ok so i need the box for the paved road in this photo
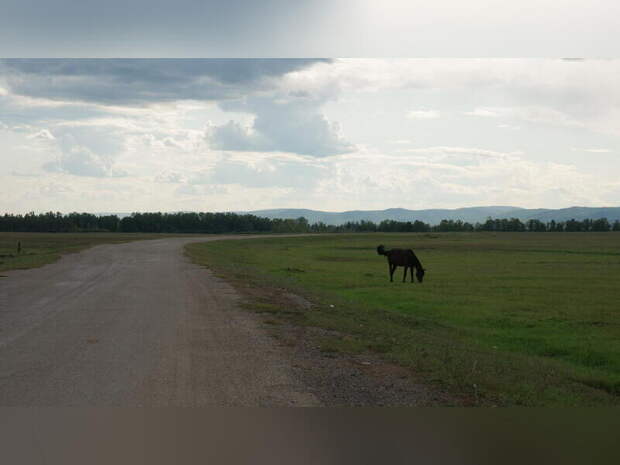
[0,237,320,406]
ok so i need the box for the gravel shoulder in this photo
[218,276,460,406]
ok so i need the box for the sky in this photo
[1,1,619,213]
[2,1,618,58]
[1,58,619,213]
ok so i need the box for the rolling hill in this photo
[244,206,620,226]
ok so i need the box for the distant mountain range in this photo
[244,206,620,226]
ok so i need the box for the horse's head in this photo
[416,268,426,283]
[377,245,386,255]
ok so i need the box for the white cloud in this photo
[581,148,613,153]
[207,152,327,188]
[39,183,74,196]
[306,147,603,210]
[43,145,126,178]
[28,129,56,140]
[400,146,522,161]
[0,125,56,177]
[464,105,592,131]
[465,108,499,117]
[505,107,586,129]
[407,109,440,119]
[155,171,186,184]
[174,183,228,197]
[38,126,129,177]
[287,59,620,136]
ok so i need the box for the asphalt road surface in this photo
[0,237,321,406]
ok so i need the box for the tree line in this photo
[311,217,620,233]
[1,212,619,233]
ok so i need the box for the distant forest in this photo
[2,212,620,233]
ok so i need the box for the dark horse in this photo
[377,245,425,283]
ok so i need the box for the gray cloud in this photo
[0,1,330,57]
[207,121,268,152]
[207,95,354,157]
[0,59,327,105]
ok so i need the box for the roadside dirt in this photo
[223,279,463,406]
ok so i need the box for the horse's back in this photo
[388,248,415,266]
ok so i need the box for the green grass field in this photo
[0,232,181,273]
[187,232,620,406]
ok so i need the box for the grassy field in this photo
[187,232,620,406]
[0,232,182,273]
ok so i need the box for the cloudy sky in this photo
[1,58,619,213]
[2,1,618,58]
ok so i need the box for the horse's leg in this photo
[411,266,414,283]
[402,265,407,283]
[389,263,395,282]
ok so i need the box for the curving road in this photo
[0,237,320,406]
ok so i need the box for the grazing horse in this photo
[377,245,425,283]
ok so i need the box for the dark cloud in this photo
[0,1,329,57]
[1,59,328,105]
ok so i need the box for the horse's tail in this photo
[377,245,386,255]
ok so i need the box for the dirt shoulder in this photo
[211,272,466,406]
